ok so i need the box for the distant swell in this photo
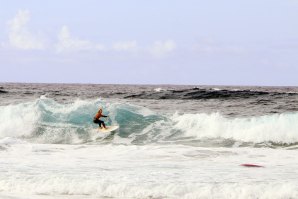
[0,97,298,147]
[2,84,298,100]
[124,87,298,100]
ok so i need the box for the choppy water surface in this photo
[0,83,298,198]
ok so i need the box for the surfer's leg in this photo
[102,121,106,129]
[98,120,106,129]
[99,120,106,129]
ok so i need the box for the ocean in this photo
[0,83,298,199]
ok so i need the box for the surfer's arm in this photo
[102,115,108,117]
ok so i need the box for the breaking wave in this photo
[0,97,298,147]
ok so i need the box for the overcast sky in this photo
[0,0,297,86]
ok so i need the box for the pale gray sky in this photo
[0,0,297,85]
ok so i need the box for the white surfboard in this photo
[91,125,119,141]
[98,125,119,133]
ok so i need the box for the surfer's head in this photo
[98,107,103,112]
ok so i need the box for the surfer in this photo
[93,108,108,129]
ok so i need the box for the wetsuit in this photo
[93,112,108,128]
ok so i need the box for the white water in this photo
[171,112,298,144]
[1,98,298,198]
[0,140,298,198]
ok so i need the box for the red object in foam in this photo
[240,164,264,168]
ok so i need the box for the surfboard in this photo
[98,125,119,133]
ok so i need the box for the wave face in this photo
[0,97,298,147]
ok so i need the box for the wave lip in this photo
[0,101,40,138]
